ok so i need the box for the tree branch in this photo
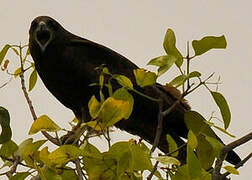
[213,132,252,179]
[222,152,252,178]
[74,158,84,180]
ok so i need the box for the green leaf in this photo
[166,134,178,157]
[130,142,153,171]
[10,172,30,180]
[28,69,37,91]
[184,111,216,138]
[107,141,153,175]
[154,156,180,166]
[14,138,33,158]
[210,91,231,129]
[187,146,202,179]
[148,55,177,76]
[205,136,224,158]
[99,74,104,87]
[113,88,134,119]
[163,29,183,67]
[29,115,61,135]
[99,97,131,127]
[187,130,198,149]
[196,135,215,170]
[188,71,201,78]
[48,145,82,168]
[192,35,227,56]
[22,140,47,167]
[117,151,132,176]
[133,68,157,87]
[0,44,11,65]
[213,125,235,138]
[114,74,133,89]
[84,121,102,131]
[169,74,187,88]
[39,146,50,166]
[170,165,190,180]
[88,96,101,119]
[80,142,102,159]
[10,48,19,56]
[224,165,239,175]
[39,166,62,180]
[0,106,12,144]
[0,140,18,158]
[60,169,78,180]
[14,67,22,78]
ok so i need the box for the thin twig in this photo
[166,143,187,156]
[186,41,190,90]
[147,161,159,180]
[150,100,164,153]
[74,159,84,180]
[106,127,111,148]
[5,156,20,178]
[18,45,60,146]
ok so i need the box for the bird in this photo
[28,16,240,166]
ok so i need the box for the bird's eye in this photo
[31,21,38,29]
[47,20,57,29]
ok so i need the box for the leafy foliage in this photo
[0,28,242,180]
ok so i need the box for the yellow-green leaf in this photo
[133,69,157,87]
[192,35,227,56]
[14,138,33,158]
[113,88,134,119]
[187,146,202,179]
[154,156,180,166]
[48,145,82,167]
[166,134,178,157]
[39,146,50,166]
[22,140,47,167]
[210,91,231,129]
[169,74,187,88]
[9,172,30,180]
[29,115,61,135]
[188,71,201,78]
[0,44,11,65]
[99,97,130,127]
[163,29,183,67]
[224,165,239,175]
[196,135,215,170]
[88,96,101,119]
[187,130,198,149]
[14,67,22,78]
[84,121,102,131]
[114,74,133,89]
[11,47,19,56]
[213,125,235,138]
[205,136,223,158]
[28,69,37,91]
[184,111,216,138]
[80,142,102,158]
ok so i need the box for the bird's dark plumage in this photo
[29,16,240,166]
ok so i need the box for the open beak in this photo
[35,21,52,52]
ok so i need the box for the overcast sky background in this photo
[0,1,251,179]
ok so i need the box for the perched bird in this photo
[29,16,240,166]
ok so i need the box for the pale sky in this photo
[0,1,251,179]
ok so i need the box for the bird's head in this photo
[29,16,61,52]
